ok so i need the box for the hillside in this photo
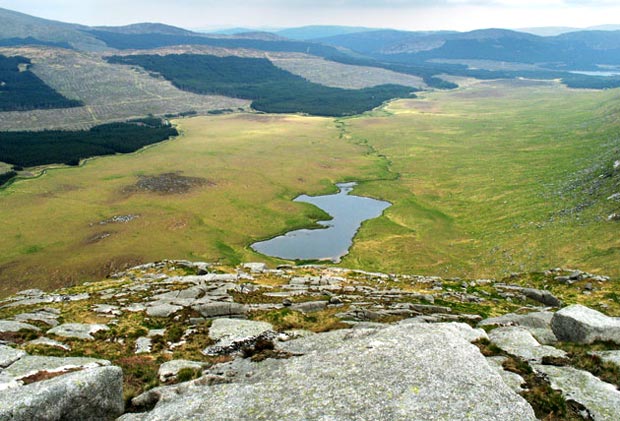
[1,260,619,420]
[318,27,620,70]
[0,7,105,51]
[107,54,416,116]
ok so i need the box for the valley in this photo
[2,4,620,419]
[1,79,618,297]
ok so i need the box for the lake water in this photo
[569,70,620,77]
[251,182,391,262]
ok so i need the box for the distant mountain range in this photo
[521,24,620,36]
[2,6,620,91]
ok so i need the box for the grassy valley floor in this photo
[0,79,619,296]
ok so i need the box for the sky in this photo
[1,0,619,32]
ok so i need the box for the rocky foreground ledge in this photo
[1,261,619,420]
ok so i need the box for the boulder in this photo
[47,323,108,340]
[0,320,40,333]
[204,318,275,355]
[494,285,561,307]
[242,262,267,273]
[2,355,110,380]
[591,350,620,368]
[486,356,526,393]
[533,364,620,420]
[26,337,71,351]
[158,359,205,382]
[92,304,122,316]
[135,337,152,354]
[479,311,557,344]
[551,304,620,344]
[0,345,26,368]
[0,366,123,420]
[14,309,60,327]
[192,302,246,318]
[146,303,183,318]
[488,326,566,362]
[290,300,328,313]
[128,322,535,420]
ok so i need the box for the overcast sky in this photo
[1,0,619,31]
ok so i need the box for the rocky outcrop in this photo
[203,318,275,356]
[0,344,122,420]
[0,366,123,420]
[488,326,566,363]
[479,311,557,344]
[495,285,561,307]
[158,360,206,382]
[122,321,535,421]
[1,260,618,420]
[551,304,620,344]
[192,302,246,318]
[47,323,109,340]
[533,364,620,420]
[0,320,40,333]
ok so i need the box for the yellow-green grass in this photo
[0,113,386,296]
[340,79,620,278]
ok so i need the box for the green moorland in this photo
[0,78,619,296]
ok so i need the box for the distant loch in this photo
[251,182,391,262]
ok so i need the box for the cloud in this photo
[2,0,620,30]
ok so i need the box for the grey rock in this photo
[591,350,620,368]
[521,288,562,307]
[2,355,110,380]
[480,311,554,329]
[124,303,147,312]
[93,304,122,316]
[0,345,26,368]
[409,303,451,314]
[26,337,71,351]
[151,287,204,302]
[0,320,40,333]
[495,285,561,307]
[130,322,535,421]
[204,319,274,355]
[127,373,233,415]
[158,359,205,382]
[551,304,620,344]
[47,323,108,340]
[146,303,183,318]
[486,356,526,393]
[291,300,328,313]
[16,289,45,297]
[148,329,166,337]
[14,309,60,327]
[479,311,557,344]
[192,302,246,318]
[135,337,152,354]
[0,372,21,391]
[608,213,620,222]
[534,364,620,420]
[0,366,123,420]
[242,262,267,273]
[489,326,566,362]
[608,193,620,201]
[328,296,343,305]
[400,320,488,343]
